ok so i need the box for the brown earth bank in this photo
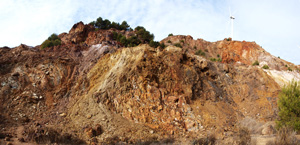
[1,22,300,144]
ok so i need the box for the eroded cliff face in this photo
[67,44,280,140]
[0,22,299,144]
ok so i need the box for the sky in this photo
[1,0,300,64]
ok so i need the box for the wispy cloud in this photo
[1,0,300,64]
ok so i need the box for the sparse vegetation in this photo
[168,33,173,37]
[111,25,155,47]
[149,40,160,48]
[278,56,280,59]
[288,67,293,71]
[192,134,216,145]
[236,127,251,145]
[217,54,220,58]
[195,49,205,56]
[276,81,300,131]
[180,40,184,43]
[41,33,61,49]
[285,65,288,67]
[194,46,197,49]
[160,43,166,49]
[252,60,259,66]
[262,65,269,69]
[112,31,140,47]
[167,40,172,43]
[266,127,299,145]
[174,43,182,48]
[210,58,222,62]
[26,127,85,144]
[226,38,232,41]
[90,17,158,48]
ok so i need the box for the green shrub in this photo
[262,65,269,69]
[276,81,300,131]
[285,65,288,67]
[252,60,259,66]
[149,40,160,48]
[217,54,220,58]
[127,36,140,47]
[160,43,166,49]
[134,26,154,43]
[48,34,59,41]
[193,46,197,49]
[288,67,293,71]
[112,31,118,40]
[119,36,128,46]
[195,49,205,56]
[209,58,221,62]
[90,17,131,31]
[174,43,182,48]
[110,22,120,29]
[226,38,232,41]
[113,32,141,47]
[119,21,130,30]
[41,33,61,49]
[210,58,217,62]
[180,40,184,43]
[168,33,173,37]
[89,21,96,26]
[167,40,172,43]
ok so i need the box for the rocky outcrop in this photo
[1,21,300,144]
[68,44,280,139]
[59,21,95,44]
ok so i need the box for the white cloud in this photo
[1,0,300,64]
[0,0,79,47]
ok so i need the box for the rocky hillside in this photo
[0,21,299,144]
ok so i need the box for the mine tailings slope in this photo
[1,21,300,144]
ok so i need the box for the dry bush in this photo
[236,127,251,145]
[192,134,216,145]
[25,126,85,144]
[266,127,299,145]
[239,117,264,134]
[102,136,175,145]
[135,137,175,145]
[0,133,5,139]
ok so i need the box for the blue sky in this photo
[1,0,300,64]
